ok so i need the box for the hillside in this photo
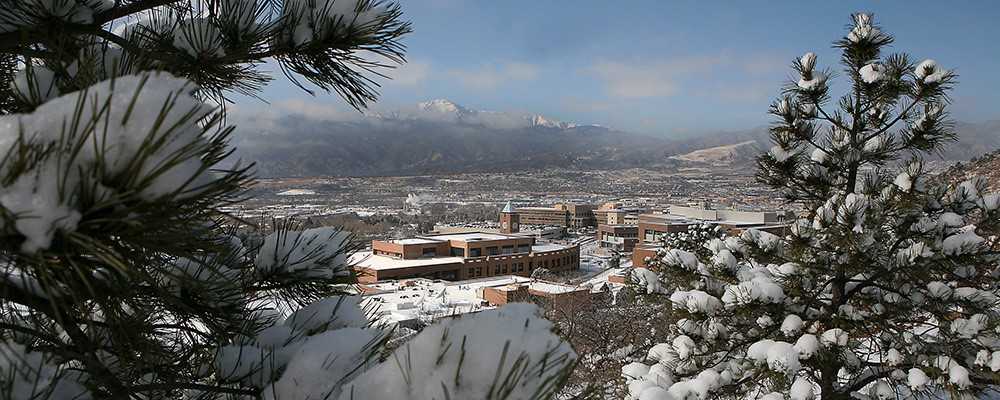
[668,140,761,165]
[937,149,1000,191]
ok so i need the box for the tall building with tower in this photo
[499,201,520,234]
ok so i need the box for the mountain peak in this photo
[529,114,577,129]
[392,99,602,131]
[417,99,467,114]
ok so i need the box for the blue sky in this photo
[240,1,1000,138]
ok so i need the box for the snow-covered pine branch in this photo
[0,0,412,111]
[623,13,1000,400]
[0,5,583,395]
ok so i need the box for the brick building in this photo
[482,281,592,307]
[593,202,647,226]
[351,232,581,283]
[514,203,598,228]
[596,224,639,252]
[637,213,694,243]
[561,203,597,227]
[630,205,793,268]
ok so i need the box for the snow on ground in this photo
[349,251,465,271]
[362,276,533,326]
[531,243,570,252]
[276,189,318,196]
[528,281,582,294]
[669,140,760,165]
[581,266,628,288]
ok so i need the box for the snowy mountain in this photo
[417,99,467,114]
[234,100,679,177]
[232,101,999,178]
[368,99,584,131]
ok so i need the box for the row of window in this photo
[464,254,580,278]
[461,244,532,258]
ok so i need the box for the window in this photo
[469,248,482,257]
[487,247,499,256]
[468,268,474,276]
[494,265,501,274]
[517,244,530,253]
[501,245,514,255]
[451,247,465,257]
[422,247,436,257]
[476,267,482,276]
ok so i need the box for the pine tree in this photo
[0,2,577,399]
[623,13,999,400]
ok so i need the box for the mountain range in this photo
[232,100,1000,178]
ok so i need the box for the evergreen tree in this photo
[607,252,621,270]
[623,13,999,400]
[0,2,577,399]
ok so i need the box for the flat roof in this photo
[391,238,443,245]
[422,232,518,242]
[528,281,584,294]
[360,275,536,325]
[531,243,572,253]
[517,207,562,211]
[349,252,464,271]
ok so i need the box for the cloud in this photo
[711,82,775,103]
[448,62,540,90]
[231,99,364,127]
[740,53,789,76]
[386,60,431,86]
[504,62,540,80]
[277,99,361,120]
[585,55,727,99]
[586,52,791,104]
[561,96,614,113]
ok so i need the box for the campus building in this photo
[631,204,793,268]
[481,280,593,307]
[593,202,647,226]
[514,202,598,228]
[594,202,647,253]
[499,201,520,234]
[360,275,603,327]
[596,224,639,252]
[351,232,580,283]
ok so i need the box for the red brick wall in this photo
[632,245,659,268]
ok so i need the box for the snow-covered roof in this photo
[391,238,443,245]
[276,189,317,196]
[528,281,583,294]
[424,232,516,242]
[361,275,534,325]
[349,252,464,271]
[582,267,628,287]
[531,243,572,253]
